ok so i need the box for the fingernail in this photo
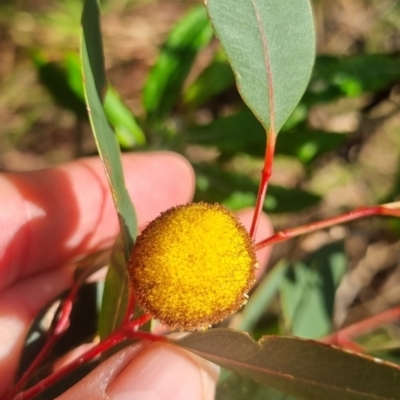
[107,342,219,400]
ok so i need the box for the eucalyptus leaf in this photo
[205,0,315,133]
[81,0,137,259]
[98,235,130,339]
[65,52,146,149]
[174,329,400,400]
[81,0,138,336]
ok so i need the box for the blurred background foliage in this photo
[2,0,400,380]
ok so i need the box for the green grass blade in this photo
[104,87,146,148]
[143,5,213,120]
[236,260,289,332]
[81,0,137,257]
[97,235,130,339]
[81,0,138,337]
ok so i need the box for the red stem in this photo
[255,203,400,251]
[15,314,156,400]
[322,305,400,347]
[122,287,136,325]
[250,130,276,240]
[6,272,92,400]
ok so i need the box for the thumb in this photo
[57,341,219,400]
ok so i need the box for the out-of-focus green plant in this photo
[8,1,400,400]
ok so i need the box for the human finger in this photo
[57,342,219,400]
[0,152,195,290]
[235,208,274,279]
[0,265,74,395]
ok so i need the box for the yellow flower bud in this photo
[129,202,257,330]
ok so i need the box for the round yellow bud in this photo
[129,202,257,330]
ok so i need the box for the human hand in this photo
[0,152,273,399]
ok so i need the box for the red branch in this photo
[14,314,157,400]
[122,287,136,325]
[322,305,400,347]
[256,203,400,251]
[5,270,94,400]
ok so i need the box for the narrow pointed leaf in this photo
[81,0,137,259]
[183,51,235,109]
[305,54,400,105]
[64,52,146,148]
[98,235,130,339]
[236,260,289,332]
[280,242,347,339]
[81,0,138,336]
[143,5,213,120]
[104,87,146,148]
[174,329,400,400]
[205,0,315,133]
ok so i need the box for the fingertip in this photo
[122,151,196,227]
[0,151,196,286]
[235,208,274,279]
[107,343,218,400]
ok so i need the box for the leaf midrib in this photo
[183,347,397,400]
[251,0,275,134]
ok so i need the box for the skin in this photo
[0,152,273,400]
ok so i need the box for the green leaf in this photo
[81,1,105,100]
[217,369,300,400]
[236,260,288,333]
[32,51,87,119]
[186,108,346,163]
[104,87,146,148]
[194,163,321,213]
[98,235,130,339]
[305,55,400,105]
[64,52,85,98]
[183,51,235,109]
[81,0,138,336]
[64,52,146,149]
[186,108,266,158]
[276,127,347,164]
[174,329,400,400]
[205,0,315,133]
[279,242,348,339]
[280,104,309,132]
[81,0,137,258]
[143,5,213,120]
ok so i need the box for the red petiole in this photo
[250,129,276,240]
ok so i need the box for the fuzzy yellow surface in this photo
[129,202,256,330]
